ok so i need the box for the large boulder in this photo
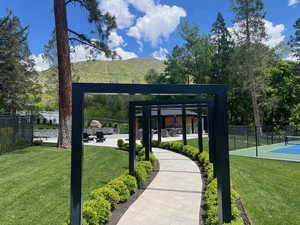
[89,120,102,128]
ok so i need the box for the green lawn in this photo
[230,156,300,225]
[0,145,128,225]
[183,137,300,225]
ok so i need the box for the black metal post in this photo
[157,107,162,144]
[129,103,136,176]
[182,106,187,145]
[214,92,232,224]
[149,106,153,153]
[255,126,258,157]
[208,104,215,164]
[197,108,203,153]
[70,89,84,225]
[142,105,151,161]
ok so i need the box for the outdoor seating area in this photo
[83,131,106,143]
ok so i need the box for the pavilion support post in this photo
[142,106,151,161]
[129,103,136,176]
[214,92,232,224]
[197,108,203,153]
[70,88,84,225]
[157,107,162,144]
[149,106,153,152]
[182,106,187,145]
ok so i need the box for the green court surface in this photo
[230,143,300,162]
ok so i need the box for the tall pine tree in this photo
[232,0,267,130]
[0,11,39,113]
[290,17,300,61]
[209,12,234,84]
[53,0,117,148]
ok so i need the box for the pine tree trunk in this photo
[54,0,72,149]
[249,70,262,136]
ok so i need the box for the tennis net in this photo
[285,136,300,145]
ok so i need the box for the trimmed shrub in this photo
[117,139,124,149]
[107,179,130,202]
[135,160,153,187]
[90,187,120,208]
[152,140,159,147]
[83,197,112,225]
[137,161,153,174]
[33,140,43,146]
[170,142,184,152]
[118,175,138,194]
[139,152,157,167]
[182,145,198,159]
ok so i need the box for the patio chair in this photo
[83,132,89,142]
[96,132,106,143]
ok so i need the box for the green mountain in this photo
[39,57,165,84]
[35,57,165,110]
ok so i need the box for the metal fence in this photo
[228,125,300,151]
[0,114,33,154]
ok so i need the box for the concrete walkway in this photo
[117,148,203,225]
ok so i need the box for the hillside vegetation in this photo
[39,57,165,84]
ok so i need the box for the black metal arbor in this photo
[71,83,231,225]
[128,98,215,173]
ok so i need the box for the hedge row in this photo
[155,141,244,225]
[63,142,157,225]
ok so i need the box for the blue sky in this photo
[0,0,299,70]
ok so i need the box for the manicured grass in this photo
[230,156,300,225]
[0,145,128,225]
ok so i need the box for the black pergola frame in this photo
[129,98,215,165]
[71,83,231,225]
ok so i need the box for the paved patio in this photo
[41,133,204,148]
[116,147,203,225]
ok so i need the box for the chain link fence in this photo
[0,114,33,154]
[229,125,300,151]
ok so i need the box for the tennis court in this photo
[230,142,300,162]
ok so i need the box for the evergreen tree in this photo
[290,17,300,61]
[209,12,234,84]
[160,20,213,85]
[53,0,117,148]
[0,11,40,113]
[232,0,267,129]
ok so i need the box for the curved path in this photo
[117,147,203,225]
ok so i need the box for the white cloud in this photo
[108,31,126,48]
[70,44,138,62]
[288,0,299,6]
[32,45,138,72]
[152,47,168,61]
[127,4,186,47]
[31,54,51,72]
[264,20,285,48]
[229,19,285,48]
[115,47,138,59]
[99,0,135,29]
[127,0,155,13]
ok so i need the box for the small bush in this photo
[33,140,43,146]
[117,139,124,149]
[83,197,112,225]
[118,175,138,194]
[107,179,130,202]
[137,161,153,174]
[135,163,148,187]
[90,187,120,208]
[152,140,159,147]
